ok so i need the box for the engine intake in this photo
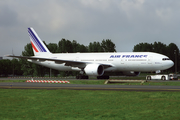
[84,64,104,76]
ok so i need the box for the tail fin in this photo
[28,27,51,56]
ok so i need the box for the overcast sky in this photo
[1,0,180,59]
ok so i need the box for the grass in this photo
[1,74,180,119]
[0,80,27,83]
[1,79,180,86]
[0,89,180,120]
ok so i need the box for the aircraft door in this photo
[148,56,153,65]
[120,58,127,70]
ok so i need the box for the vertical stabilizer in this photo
[28,27,51,56]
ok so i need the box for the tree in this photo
[133,43,153,52]
[88,39,116,52]
[167,43,180,73]
[101,39,116,52]
[11,59,23,76]
[47,43,58,53]
[88,42,103,52]
[22,43,34,56]
[57,39,73,53]
[0,59,12,76]
[153,42,167,55]
[72,40,88,52]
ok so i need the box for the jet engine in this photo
[84,64,104,76]
[123,71,140,76]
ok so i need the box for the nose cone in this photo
[161,60,174,70]
[167,60,174,69]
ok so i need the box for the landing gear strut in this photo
[76,70,89,79]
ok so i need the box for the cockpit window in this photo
[162,58,170,61]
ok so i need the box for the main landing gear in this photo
[76,70,89,79]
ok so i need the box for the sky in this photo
[1,0,180,59]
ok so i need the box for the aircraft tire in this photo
[147,76,151,80]
[161,76,166,81]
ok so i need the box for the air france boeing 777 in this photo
[7,28,174,79]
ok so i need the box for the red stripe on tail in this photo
[31,41,39,52]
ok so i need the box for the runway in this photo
[1,82,180,91]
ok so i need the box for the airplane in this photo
[7,27,174,79]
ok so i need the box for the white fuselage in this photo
[29,52,174,72]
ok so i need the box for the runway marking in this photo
[26,80,70,83]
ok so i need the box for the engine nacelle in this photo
[84,64,104,76]
[123,71,140,76]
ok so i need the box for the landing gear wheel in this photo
[161,76,166,81]
[147,76,151,80]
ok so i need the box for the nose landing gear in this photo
[76,70,89,79]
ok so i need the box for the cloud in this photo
[0,0,180,58]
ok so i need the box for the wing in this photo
[6,55,113,69]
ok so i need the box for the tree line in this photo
[1,40,179,77]
[0,39,116,77]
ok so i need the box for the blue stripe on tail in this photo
[28,28,47,52]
